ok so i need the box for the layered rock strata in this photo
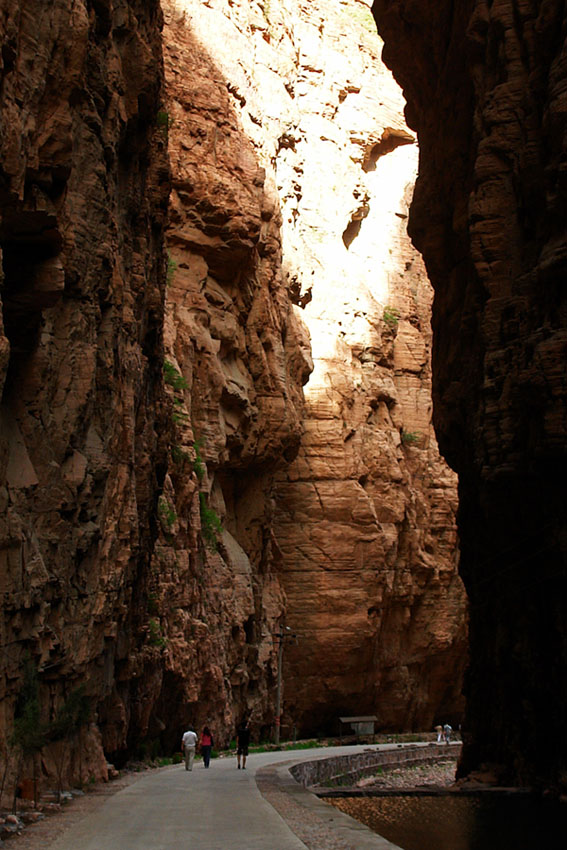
[373,0,567,790]
[148,1,312,744]
[0,0,469,787]
[0,0,169,775]
[162,0,466,739]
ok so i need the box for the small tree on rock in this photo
[47,685,91,801]
[10,659,46,810]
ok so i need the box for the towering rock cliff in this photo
[2,0,564,798]
[0,0,170,774]
[0,0,467,790]
[161,0,466,739]
[148,6,311,745]
[373,0,567,790]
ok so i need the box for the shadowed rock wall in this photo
[373,0,567,790]
[0,0,170,775]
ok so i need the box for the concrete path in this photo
[48,745,411,850]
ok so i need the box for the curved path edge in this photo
[256,756,403,850]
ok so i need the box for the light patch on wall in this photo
[302,142,418,401]
[347,142,418,306]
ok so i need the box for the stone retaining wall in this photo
[289,743,461,788]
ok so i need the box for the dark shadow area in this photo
[0,210,63,398]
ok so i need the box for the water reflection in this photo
[328,794,567,850]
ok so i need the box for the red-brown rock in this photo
[373,0,567,791]
[161,0,466,740]
[0,0,169,780]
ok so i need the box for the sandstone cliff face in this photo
[0,0,169,774]
[0,0,468,785]
[161,0,466,739]
[373,0,567,789]
[147,2,311,743]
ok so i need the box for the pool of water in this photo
[328,794,567,850]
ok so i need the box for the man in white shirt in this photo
[181,726,198,771]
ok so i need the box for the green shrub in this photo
[286,739,319,750]
[171,444,190,465]
[11,660,45,758]
[158,496,177,529]
[192,438,205,482]
[383,306,400,328]
[249,743,277,754]
[163,360,188,391]
[172,410,189,426]
[349,3,378,34]
[401,429,421,446]
[148,619,167,649]
[156,110,172,138]
[166,253,177,287]
[48,686,91,742]
[199,493,222,552]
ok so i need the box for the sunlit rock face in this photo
[0,0,169,773]
[162,0,466,738]
[158,1,311,742]
[0,0,467,778]
[373,0,567,789]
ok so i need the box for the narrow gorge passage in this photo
[3,0,565,809]
[0,0,466,789]
[160,0,467,743]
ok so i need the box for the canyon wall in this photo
[162,0,466,739]
[0,0,170,775]
[373,0,567,790]
[3,0,564,796]
[151,5,311,745]
[0,0,467,789]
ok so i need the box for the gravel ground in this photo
[1,770,150,849]
[257,765,360,850]
[355,759,458,790]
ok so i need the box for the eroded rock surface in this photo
[373,0,567,789]
[162,0,466,738]
[0,0,169,775]
[0,0,467,792]
[152,1,311,742]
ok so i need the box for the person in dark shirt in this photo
[236,719,251,770]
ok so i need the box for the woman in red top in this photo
[200,726,214,768]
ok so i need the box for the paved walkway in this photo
[48,745,410,850]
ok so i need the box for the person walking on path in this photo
[435,724,443,743]
[236,719,250,770]
[181,725,198,771]
[443,723,452,745]
[200,726,214,768]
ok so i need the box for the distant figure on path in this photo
[200,726,214,768]
[236,719,250,770]
[435,725,443,743]
[181,725,198,771]
[443,723,452,744]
